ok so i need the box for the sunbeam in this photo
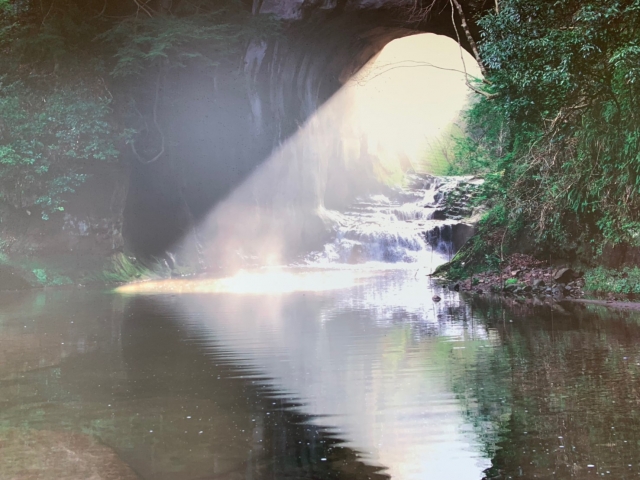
[174,33,481,271]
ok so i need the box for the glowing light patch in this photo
[115,269,371,295]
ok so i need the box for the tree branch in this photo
[450,0,488,78]
[449,0,496,98]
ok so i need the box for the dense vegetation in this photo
[444,0,640,274]
[2,0,638,285]
[0,0,273,220]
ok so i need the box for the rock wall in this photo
[122,7,468,261]
[1,162,128,257]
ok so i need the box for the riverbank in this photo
[438,253,586,298]
[0,252,161,290]
[428,173,640,304]
[433,249,640,308]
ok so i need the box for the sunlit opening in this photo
[171,32,481,270]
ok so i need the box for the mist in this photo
[178,33,481,270]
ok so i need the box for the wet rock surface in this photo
[0,428,138,480]
[429,176,484,220]
[422,176,484,252]
[454,253,587,299]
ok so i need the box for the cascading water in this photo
[306,174,458,270]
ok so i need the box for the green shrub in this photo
[97,253,154,284]
[30,267,73,286]
[584,267,640,295]
[0,80,119,219]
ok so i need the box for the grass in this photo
[584,267,640,295]
[0,250,161,288]
[95,253,164,284]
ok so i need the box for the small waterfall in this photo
[306,174,458,269]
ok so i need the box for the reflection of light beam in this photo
[116,269,373,295]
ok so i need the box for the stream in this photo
[2,180,640,479]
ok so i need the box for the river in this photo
[2,182,640,479]
[2,270,640,479]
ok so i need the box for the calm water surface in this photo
[2,268,640,479]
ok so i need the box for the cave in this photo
[119,1,487,262]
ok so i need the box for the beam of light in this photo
[116,268,373,295]
[173,33,481,270]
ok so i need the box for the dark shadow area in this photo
[452,296,640,480]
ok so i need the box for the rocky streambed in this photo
[450,253,586,299]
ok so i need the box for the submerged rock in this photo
[0,428,138,479]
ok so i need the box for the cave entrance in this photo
[122,26,480,268]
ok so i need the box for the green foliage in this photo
[445,98,510,177]
[100,3,279,77]
[504,278,518,286]
[31,267,72,286]
[0,79,118,217]
[451,0,640,265]
[0,0,279,221]
[31,268,47,285]
[584,267,640,294]
[0,1,121,219]
[97,253,168,284]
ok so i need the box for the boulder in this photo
[430,209,447,220]
[553,267,575,284]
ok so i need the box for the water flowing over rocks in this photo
[306,174,480,268]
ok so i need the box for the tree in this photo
[459,0,640,254]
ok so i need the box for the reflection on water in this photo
[172,271,490,479]
[4,273,640,478]
[116,268,373,295]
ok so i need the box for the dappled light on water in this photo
[116,268,373,295]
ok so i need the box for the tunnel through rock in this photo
[121,6,483,265]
